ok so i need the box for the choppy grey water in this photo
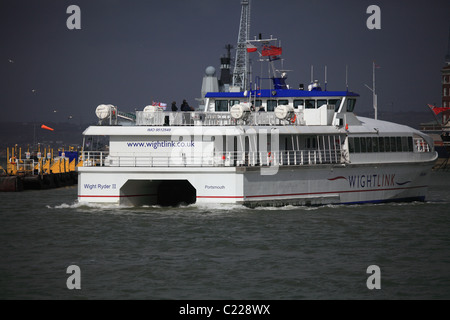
[1,171,449,300]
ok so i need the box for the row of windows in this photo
[214,98,357,112]
[348,136,414,153]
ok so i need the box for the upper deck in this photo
[99,88,362,128]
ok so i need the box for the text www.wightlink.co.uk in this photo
[126,141,195,149]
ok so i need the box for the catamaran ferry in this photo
[77,73,437,207]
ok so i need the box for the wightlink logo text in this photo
[348,174,395,188]
[328,173,408,189]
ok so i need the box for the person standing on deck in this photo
[181,99,194,124]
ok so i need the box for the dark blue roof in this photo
[205,89,359,99]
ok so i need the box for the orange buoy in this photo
[41,124,54,131]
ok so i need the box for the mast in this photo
[232,0,251,91]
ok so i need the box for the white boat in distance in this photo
[77,41,437,207]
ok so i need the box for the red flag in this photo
[246,43,257,53]
[262,45,282,57]
[428,104,450,115]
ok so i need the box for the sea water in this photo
[0,171,449,300]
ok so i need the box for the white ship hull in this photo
[78,159,435,207]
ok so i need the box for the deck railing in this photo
[81,149,343,168]
[414,138,431,153]
[135,111,305,126]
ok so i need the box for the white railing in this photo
[135,111,305,127]
[414,138,431,153]
[81,149,343,168]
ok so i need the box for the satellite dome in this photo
[205,66,216,76]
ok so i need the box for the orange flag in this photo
[41,124,54,131]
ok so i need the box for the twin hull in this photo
[77,161,433,207]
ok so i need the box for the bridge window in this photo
[215,100,228,112]
[329,99,342,112]
[229,100,240,107]
[294,99,304,109]
[278,99,289,106]
[305,99,316,109]
[317,100,327,108]
[267,100,277,111]
[346,98,356,112]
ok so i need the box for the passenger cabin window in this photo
[354,137,361,153]
[349,136,415,153]
[366,137,372,153]
[378,137,385,152]
[346,98,356,112]
[215,100,228,112]
[372,137,379,152]
[306,137,317,149]
[254,100,263,108]
[348,137,355,153]
[360,137,367,153]
[278,100,289,106]
[384,137,390,152]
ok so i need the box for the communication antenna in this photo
[445,25,450,65]
[232,0,251,91]
[365,61,379,120]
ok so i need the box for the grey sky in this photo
[1,0,449,123]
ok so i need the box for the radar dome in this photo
[205,66,216,76]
